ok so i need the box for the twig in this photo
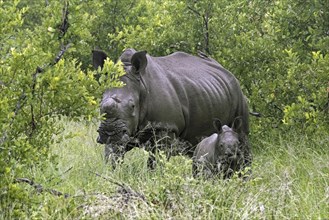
[327,81,329,114]
[187,6,201,16]
[187,5,211,54]
[58,0,69,39]
[53,43,71,65]
[46,166,73,183]
[62,166,73,175]
[203,11,210,54]
[89,171,125,188]
[89,171,146,201]
[15,178,70,198]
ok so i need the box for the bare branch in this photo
[89,171,146,201]
[15,178,70,198]
[89,171,126,188]
[187,6,201,17]
[203,12,210,54]
[58,0,69,39]
[326,81,329,114]
[53,43,71,65]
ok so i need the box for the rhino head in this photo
[214,117,243,176]
[93,49,148,162]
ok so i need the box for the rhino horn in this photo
[101,97,118,114]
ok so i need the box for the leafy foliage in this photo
[0,1,123,218]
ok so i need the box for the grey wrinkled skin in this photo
[93,48,251,168]
[193,117,249,179]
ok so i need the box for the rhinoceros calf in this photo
[193,117,248,178]
[93,48,250,168]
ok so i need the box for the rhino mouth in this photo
[217,151,243,175]
[97,118,130,145]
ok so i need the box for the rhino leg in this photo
[147,152,157,170]
[142,138,158,170]
[145,140,164,170]
[192,160,207,178]
[223,135,251,180]
[192,157,216,179]
[241,135,252,177]
[104,144,126,169]
[144,129,178,170]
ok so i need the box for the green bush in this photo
[0,1,124,217]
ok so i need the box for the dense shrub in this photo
[0,1,123,217]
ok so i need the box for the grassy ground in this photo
[5,119,329,219]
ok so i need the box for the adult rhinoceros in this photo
[93,48,251,168]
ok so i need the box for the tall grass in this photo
[4,119,328,219]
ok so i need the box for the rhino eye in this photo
[128,100,135,109]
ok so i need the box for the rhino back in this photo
[141,52,248,144]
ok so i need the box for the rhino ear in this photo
[131,51,147,74]
[232,116,243,132]
[92,49,108,69]
[213,118,223,134]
